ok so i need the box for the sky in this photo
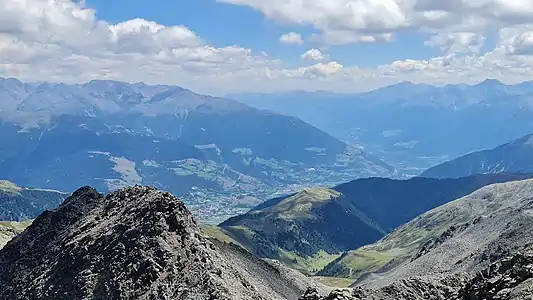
[2,0,533,95]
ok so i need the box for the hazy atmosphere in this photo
[1,1,533,300]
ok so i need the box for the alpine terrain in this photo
[4,1,533,299]
[0,185,327,300]
[307,179,533,299]
[0,78,394,221]
[230,80,533,174]
[215,173,533,274]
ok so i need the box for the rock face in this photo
[0,186,323,300]
[308,252,533,300]
[302,179,533,300]
[353,179,533,290]
[299,288,354,300]
[458,252,533,300]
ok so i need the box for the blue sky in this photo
[1,0,532,94]
[86,0,440,67]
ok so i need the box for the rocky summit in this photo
[0,186,324,300]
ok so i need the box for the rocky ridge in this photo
[301,252,533,300]
[0,185,325,300]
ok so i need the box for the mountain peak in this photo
[258,187,342,218]
[85,79,130,86]
[510,133,533,147]
[476,78,504,87]
[383,81,415,89]
[375,81,435,95]
[0,77,23,86]
[396,80,415,86]
[0,186,320,299]
[422,133,533,179]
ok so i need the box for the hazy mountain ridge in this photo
[229,80,533,174]
[0,78,249,121]
[422,133,533,179]
[0,78,395,221]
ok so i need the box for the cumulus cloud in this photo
[109,19,203,54]
[310,31,394,46]
[304,61,344,77]
[218,0,533,47]
[3,0,533,94]
[0,0,281,94]
[220,0,408,45]
[279,32,304,44]
[496,25,533,55]
[301,49,326,61]
[425,32,485,54]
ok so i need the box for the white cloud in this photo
[301,61,344,77]
[221,0,408,45]
[0,0,281,94]
[310,31,394,46]
[425,32,485,54]
[497,25,533,55]
[109,19,203,54]
[4,0,533,95]
[279,32,303,44]
[301,49,326,61]
[218,0,533,48]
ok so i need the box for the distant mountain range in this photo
[212,173,532,274]
[229,79,533,174]
[421,133,533,179]
[0,78,395,221]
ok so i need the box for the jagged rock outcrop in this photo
[301,276,468,300]
[299,287,354,300]
[458,252,533,300]
[303,252,533,299]
[0,185,324,300]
